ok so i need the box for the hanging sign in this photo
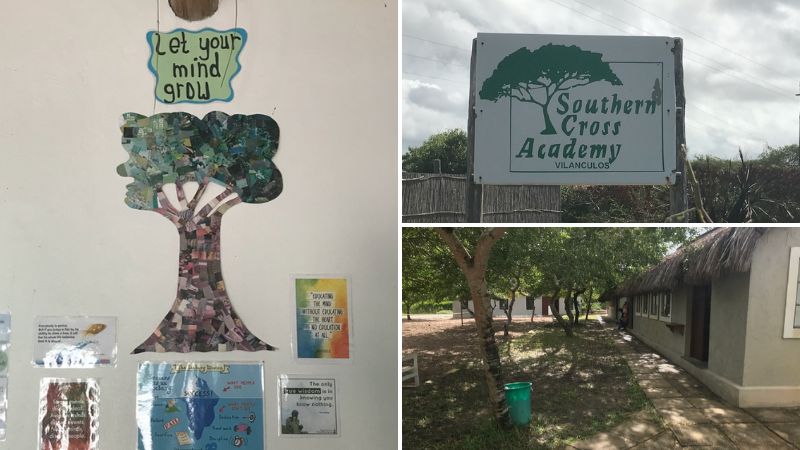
[474,33,677,185]
[147,28,247,104]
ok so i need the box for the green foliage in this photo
[402,227,471,316]
[756,143,799,168]
[117,111,281,210]
[402,129,467,174]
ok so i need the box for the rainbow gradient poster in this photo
[292,276,353,364]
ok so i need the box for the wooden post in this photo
[168,0,220,21]
[433,158,442,174]
[465,38,482,223]
[670,38,688,221]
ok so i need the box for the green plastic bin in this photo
[504,382,532,425]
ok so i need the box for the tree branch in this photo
[214,197,243,217]
[196,186,235,220]
[154,189,183,225]
[175,177,189,209]
[435,228,474,273]
[187,177,211,211]
[473,227,508,274]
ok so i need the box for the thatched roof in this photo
[620,227,767,296]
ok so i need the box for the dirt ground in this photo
[402,314,558,383]
[402,312,641,449]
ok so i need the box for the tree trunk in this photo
[406,303,411,321]
[573,297,580,325]
[585,287,593,321]
[134,190,274,353]
[549,288,574,338]
[504,275,520,338]
[504,294,515,337]
[564,288,575,332]
[436,227,513,431]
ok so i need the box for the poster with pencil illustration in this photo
[292,276,353,364]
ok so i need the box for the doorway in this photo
[541,297,550,316]
[690,285,712,362]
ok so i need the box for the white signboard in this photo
[474,34,677,185]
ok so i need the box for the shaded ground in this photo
[568,324,800,449]
[402,314,554,383]
[402,314,654,449]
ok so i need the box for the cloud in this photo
[403,0,800,160]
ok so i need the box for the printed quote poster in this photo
[293,276,353,363]
[137,362,264,450]
[33,317,116,367]
[278,376,338,437]
[38,379,99,450]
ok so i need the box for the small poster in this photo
[137,362,264,449]
[0,312,9,441]
[292,276,353,363]
[33,317,116,367]
[38,379,99,450]
[278,375,339,437]
[147,28,247,104]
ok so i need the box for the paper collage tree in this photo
[117,111,281,353]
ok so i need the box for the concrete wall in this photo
[707,272,750,386]
[741,228,800,402]
[629,288,688,356]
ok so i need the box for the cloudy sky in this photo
[402,0,800,160]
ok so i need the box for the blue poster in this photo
[137,362,264,450]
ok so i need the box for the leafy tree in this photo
[402,129,467,174]
[480,44,622,135]
[118,111,282,353]
[756,143,799,168]
[529,228,695,337]
[402,227,470,319]
[435,227,513,431]
[489,228,538,337]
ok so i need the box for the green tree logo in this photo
[479,44,622,135]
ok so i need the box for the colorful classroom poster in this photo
[38,379,100,450]
[0,313,9,441]
[292,276,353,363]
[33,317,117,367]
[137,362,264,450]
[278,375,339,437]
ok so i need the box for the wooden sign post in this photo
[669,38,688,221]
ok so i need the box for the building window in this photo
[642,294,649,315]
[526,298,533,311]
[660,292,671,322]
[649,293,659,319]
[784,248,800,338]
[635,295,641,316]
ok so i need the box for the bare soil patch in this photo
[402,314,553,383]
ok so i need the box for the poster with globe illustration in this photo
[137,362,264,450]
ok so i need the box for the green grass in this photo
[402,322,658,449]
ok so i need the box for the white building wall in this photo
[453,296,569,318]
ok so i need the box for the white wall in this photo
[0,1,397,449]
[453,297,568,318]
